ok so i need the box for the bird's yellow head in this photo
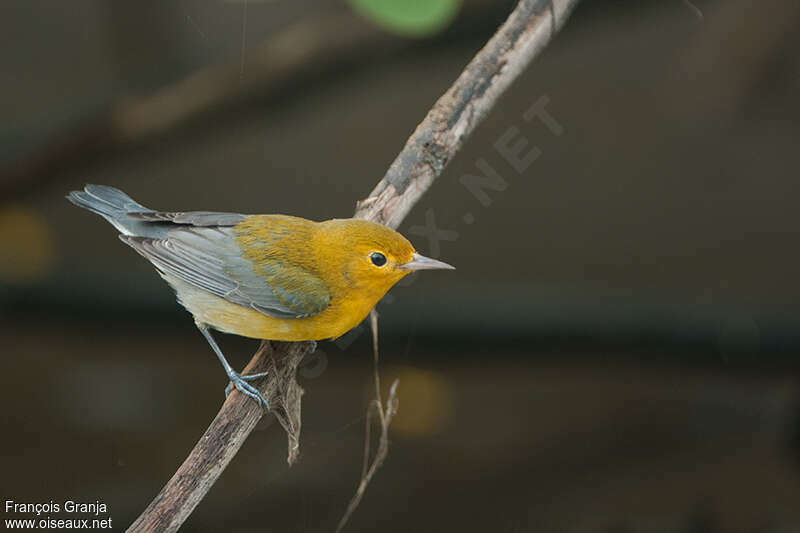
[315,219,454,297]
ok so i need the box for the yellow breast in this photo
[163,274,377,341]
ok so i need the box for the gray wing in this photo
[127,211,247,227]
[121,227,330,319]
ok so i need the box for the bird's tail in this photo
[67,184,155,236]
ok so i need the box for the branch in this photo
[335,310,399,533]
[356,0,579,229]
[127,341,313,533]
[127,1,580,531]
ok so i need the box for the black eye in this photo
[370,252,387,267]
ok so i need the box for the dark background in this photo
[2,0,800,531]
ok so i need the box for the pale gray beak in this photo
[399,252,455,271]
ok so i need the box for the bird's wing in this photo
[127,211,247,227]
[121,226,330,319]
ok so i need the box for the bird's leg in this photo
[198,326,270,409]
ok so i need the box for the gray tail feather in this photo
[67,184,150,216]
[67,184,155,236]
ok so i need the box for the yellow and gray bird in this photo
[67,185,453,408]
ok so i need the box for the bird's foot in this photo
[224,371,270,409]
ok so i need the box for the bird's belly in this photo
[164,275,370,341]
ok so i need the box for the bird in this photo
[67,184,454,408]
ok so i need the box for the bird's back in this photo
[68,185,334,331]
[67,184,248,238]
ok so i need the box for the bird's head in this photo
[315,219,454,297]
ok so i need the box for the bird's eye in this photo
[370,252,387,267]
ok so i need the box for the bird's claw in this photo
[224,371,269,409]
[241,371,269,381]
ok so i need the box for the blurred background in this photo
[2,0,800,531]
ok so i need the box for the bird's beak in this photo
[398,252,455,271]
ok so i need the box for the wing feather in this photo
[121,226,329,319]
[127,211,247,227]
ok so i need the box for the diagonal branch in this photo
[356,0,579,229]
[126,341,313,533]
[127,1,580,531]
